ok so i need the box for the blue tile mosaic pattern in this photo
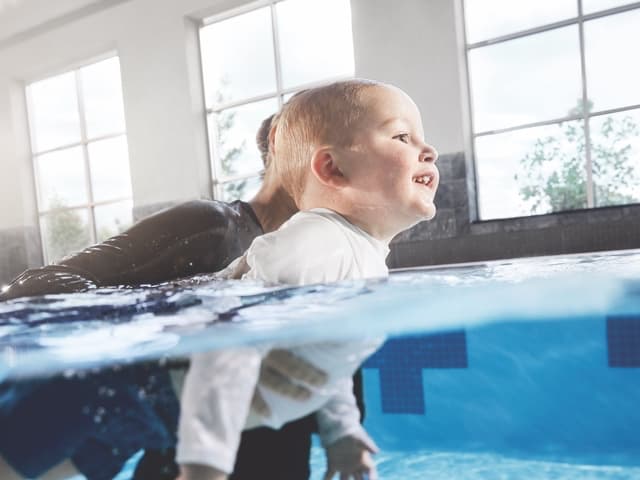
[363,331,468,414]
[607,316,640,367]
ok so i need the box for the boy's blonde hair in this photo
[272,79,382,202]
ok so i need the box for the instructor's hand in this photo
[251,349,328,417]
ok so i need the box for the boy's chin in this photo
[401,206,436,230]
[418,204,437,221]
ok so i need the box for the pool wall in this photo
[361,314,640,463]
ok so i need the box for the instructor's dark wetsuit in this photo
[0,199,322,480]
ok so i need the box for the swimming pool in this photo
[2,248,639,478]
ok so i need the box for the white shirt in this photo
[177,209,388,473]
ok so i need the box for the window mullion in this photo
[577,0,595,208]
[75,69,97,243]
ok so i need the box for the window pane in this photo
[476,121,586,219]
[585,9,640,112]
[88,136,132,203]
[200,7,277,107]
[28,72,81,152]
[81,57,126,139]
[277,0,354,88]
[94,200,133,242]
[211,98,279,180]
[464,0,576,43]
[469,26,582,132]
[583,0,637,14]
[218,176,263,202]
[590,109,640,207]
[36,147,87,210]
[41,208,91,263]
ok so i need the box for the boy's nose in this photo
[419,144,438,163]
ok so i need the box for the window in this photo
[199,0,355,201]
[464,1,640,220]
[26,56,133,263]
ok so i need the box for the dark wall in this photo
[388,152,640,269]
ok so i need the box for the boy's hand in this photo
[323,435,378,480]
[251,349,328,417]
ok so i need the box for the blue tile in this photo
[607,316,640,367]
[364,331,468,414]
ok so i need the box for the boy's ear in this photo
[310,146,346,188]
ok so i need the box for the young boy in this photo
[177,79,439,480]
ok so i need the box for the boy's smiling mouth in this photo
[413,173,435,187]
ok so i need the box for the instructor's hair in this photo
[256,113,276,168]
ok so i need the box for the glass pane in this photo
[211,98,279,180]
[36,147,87,210]
[476,120,586,219]
[88,136,132,203]
[590,109,640,207]
[200,7,277,107]
[583,0,637,14]
[277,0,355,88]
[218,176,263,202]
[81,57,126,139]
[28,72,81,152]
[464,0,577,43]
[41,208,91,263]
[94,200,133,242]
[469,26,582,132]
[585,9,640,112]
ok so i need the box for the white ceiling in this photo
[0,0,119,48]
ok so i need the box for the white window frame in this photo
[200,0,353,199]
[462,1,640,219]
[25,53,131,263]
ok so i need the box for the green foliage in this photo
[515,100,639,214]
[45,197,90,262]
[215,87,247,200]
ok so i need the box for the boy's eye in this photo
[394,133,410,144]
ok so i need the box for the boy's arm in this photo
[315,378,377,451]
[176,347,262,475]
[316,380,379,480]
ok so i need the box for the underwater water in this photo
[309,449,640,480]
[2,248,640,478]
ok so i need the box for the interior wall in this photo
[351,0,467,155]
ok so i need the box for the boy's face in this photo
[336,85,439,235]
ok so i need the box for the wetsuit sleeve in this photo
[0,200,243,301]
[176,347,262,473]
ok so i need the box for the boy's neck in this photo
[301,193,403,244]
[340,210,407,244]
